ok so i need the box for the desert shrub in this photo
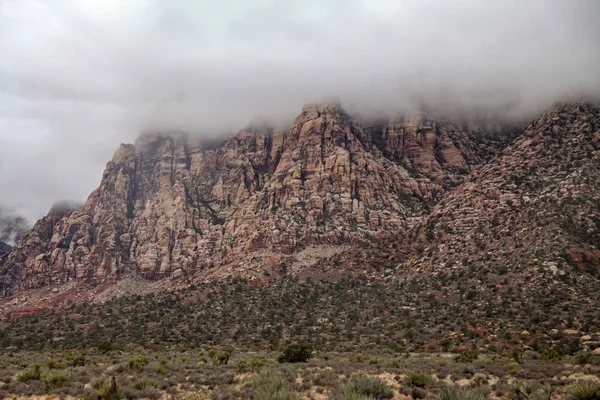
[568,381,600,400]
[16,364,41,383]
[133,378,159,390]
[575,353,600,366]
[237,360,250,374]
[456,350,479,363]
[250,369,299,400]
[410,387,428,399]
[179,391,210,400]
[97,341,113,353]
[506,381,554,400]
[458,365,475,379]
[434,384,492,400]
[383,358,405,369]
[278,343,312,363]
[403,371,434,388]
[343,391,372,400]
[66,352,87,367]
[203,372,236,386]
[47,357,67,369]
[155,364,168,374]
[136,387,162,399]
[211,387,240,400]
[312,369,339,387]
[97,377,121,400]
[41,368,74,390]
[209,346,234,366]
[128,354,150,371]
[345,376,393,400]
[91,376,108,389]
[250,357,266,372]
[540,348,563,361]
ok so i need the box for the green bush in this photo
[208,346,234,366]
[312,369,339,387]
[250,356,267,372]
[455,349,479,363]
[41,368,74,390]
[541,348,563,361]
[250,369,299,400]
[133,378,159,390]
[128,354,149,371]
[236,360,250,374]
[403,371,433,388]
[575,353,600,366]
[278,343,313,363]
[345,376,393,400]
[16,364,41,383]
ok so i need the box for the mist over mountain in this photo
[1,0,600,219]
[0,207,28,245]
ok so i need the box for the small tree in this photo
[278,343,313,363]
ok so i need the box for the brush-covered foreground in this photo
[2,276,600,354]
[1,347,600,400]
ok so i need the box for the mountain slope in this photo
[0,103,514,297]
[375,101,600,339]
[410,101,600,276]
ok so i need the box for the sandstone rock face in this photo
[364,110,511,188]
[410,102,600,277]
[0,103,515,296]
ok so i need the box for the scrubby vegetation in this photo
[0,346,597,399]
[1,274,599,357]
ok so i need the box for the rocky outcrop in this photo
[364,111,513,188]
[0,102,518,296]
[409,101,600,277]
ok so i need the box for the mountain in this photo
[378,101,600,340]
[0,241,10,257]
[410,101,600,276]
[0,100,599,351]
[0,102,514,297]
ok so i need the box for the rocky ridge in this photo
[0,102,515,297]
[409,101,600,277]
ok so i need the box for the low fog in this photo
[0,207,28,245]
[1,0,599,222]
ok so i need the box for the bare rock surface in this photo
[0,102,520,297]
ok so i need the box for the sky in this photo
[0,0,599,223]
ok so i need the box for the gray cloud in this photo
[0,0,599,220]
[0,206,28,245]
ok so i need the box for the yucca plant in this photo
[568,381,600,400]
[97,377,121,400]
[507,381,554,400]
